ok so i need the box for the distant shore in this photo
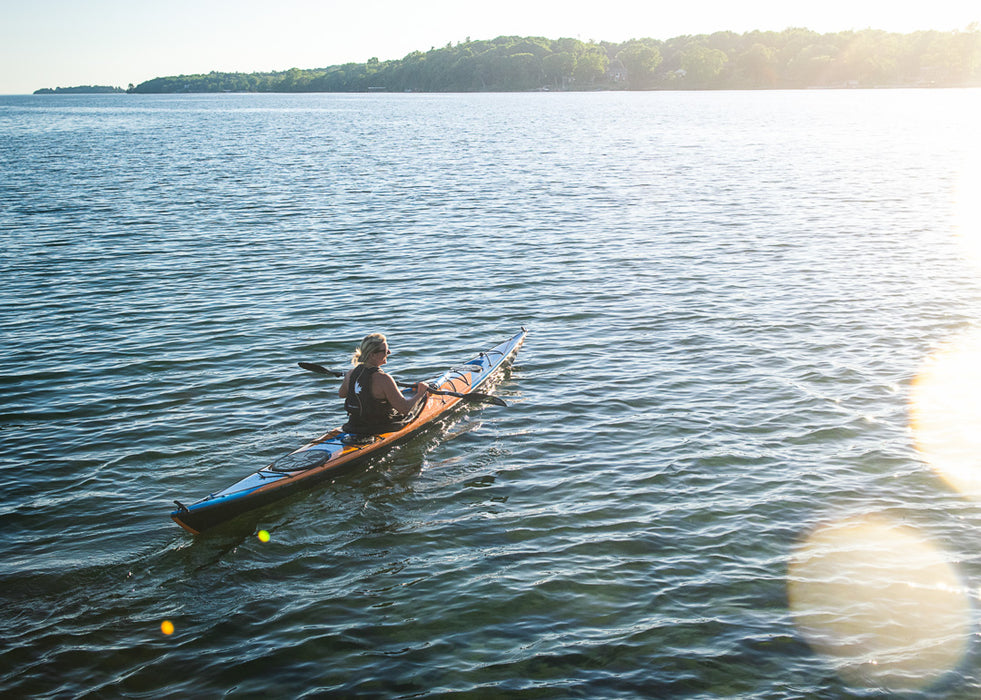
[35,28,981,95]
[33,85,126,95]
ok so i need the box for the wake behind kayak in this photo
[170,329,526,534]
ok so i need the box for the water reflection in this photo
[787,514,971,692]
[910,328,981,498]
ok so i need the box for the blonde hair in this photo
[352,333,387,365]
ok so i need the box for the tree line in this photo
[128,27,981,94]
[34,85,126,94]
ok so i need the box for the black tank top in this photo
[345,365,399,425]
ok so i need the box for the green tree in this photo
[554,37,586,55]
[934,28,981,84]
[617,42,662,89]
[543,51,576,88]
[680,45,728,86]
[840,31,900,86]
[573,46,609,85]
[786,43,838,86]
[735,43,779,87]
[505,52,544,89]
[279,67,303,91]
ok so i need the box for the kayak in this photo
[171,329,527,534]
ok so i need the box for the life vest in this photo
[344,365,402,434]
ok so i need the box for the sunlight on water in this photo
[788,515,971,692]
[953,149,981,270]
[910,328,981,498]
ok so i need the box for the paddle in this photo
[297,361,507,407]
[298,361,343,377]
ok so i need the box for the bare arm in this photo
[374,373,428,414]
[339,368,353,398]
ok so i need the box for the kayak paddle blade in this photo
[298,362,343,377]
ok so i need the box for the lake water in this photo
[3,89,981,697]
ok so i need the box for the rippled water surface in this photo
[3,90,981,697]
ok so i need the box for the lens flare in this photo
[161,620,175,636]
[910,328,981,498]
[257,529,271,543]
[788,515,970,692]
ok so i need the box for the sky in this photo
[1,0,978,94]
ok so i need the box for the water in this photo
[3,89,981,697]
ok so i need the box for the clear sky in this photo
[1,0,977,94]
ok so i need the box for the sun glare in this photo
[788,515,971,692]
[910,328,981,498]
[953,144,981,270]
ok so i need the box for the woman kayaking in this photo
[339,333,429,435]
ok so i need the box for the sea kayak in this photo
[170,329,527,534]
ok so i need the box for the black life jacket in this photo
[344,365,401,432]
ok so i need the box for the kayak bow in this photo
[170,329,526,534]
